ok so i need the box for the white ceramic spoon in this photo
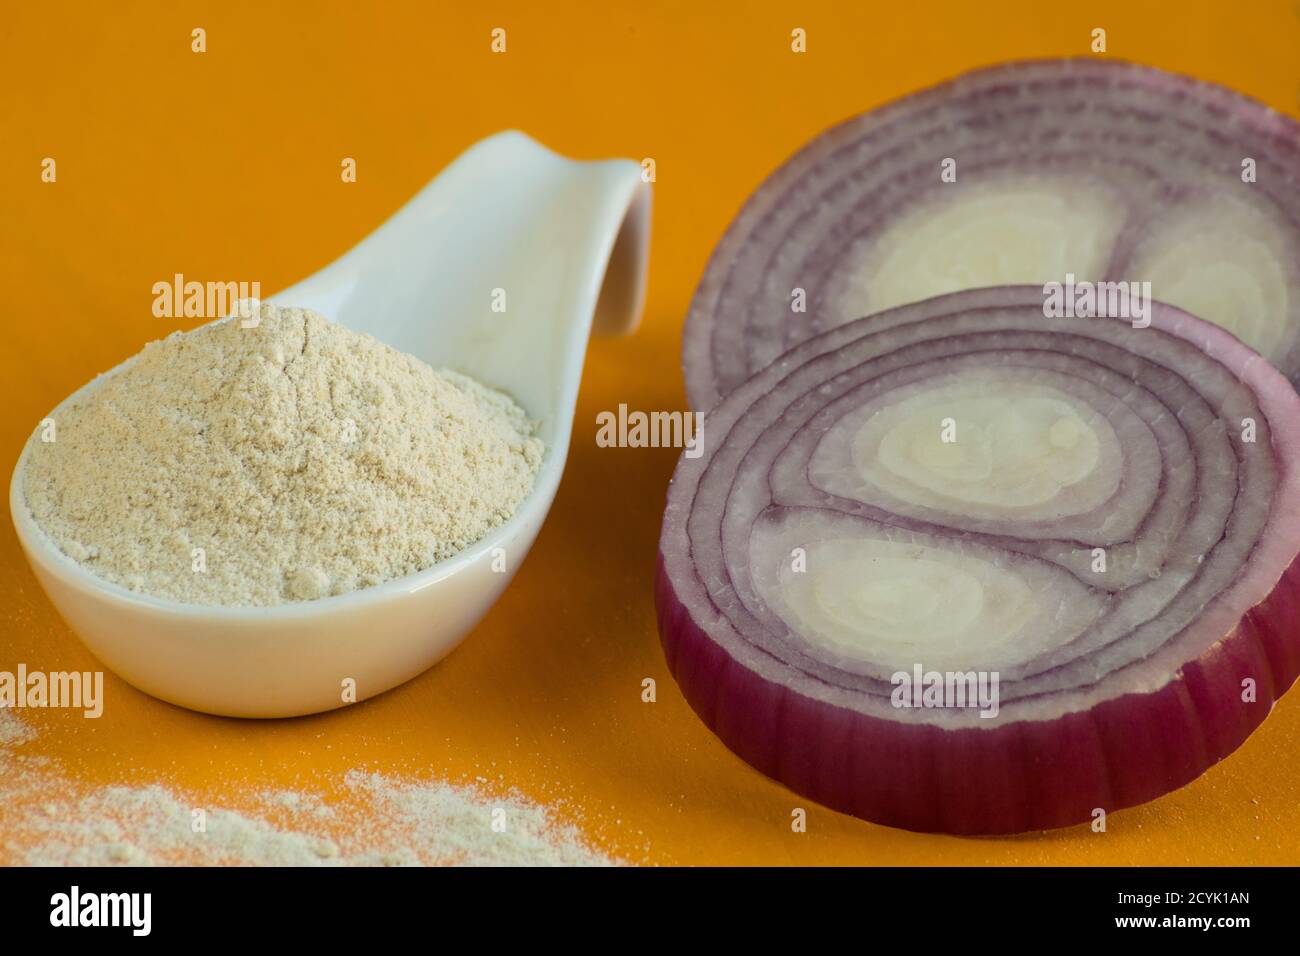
[9,131,651,718]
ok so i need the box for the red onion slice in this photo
[657,287,1300,833]
[684,59,1300,410]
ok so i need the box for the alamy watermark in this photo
[1043,274,1151,328]
[152,273,261,320]
[50,886,150,936]
[1,664,103,718]
[595,404,704,458]
[891,664,999,718]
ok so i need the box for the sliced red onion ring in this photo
[684,59,1300,410]
[658,287,1300,834]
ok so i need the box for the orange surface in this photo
[2,1,1299,866]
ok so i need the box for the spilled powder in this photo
[23,301,544,606]
[0,708,37,748]
[0,710,616,867]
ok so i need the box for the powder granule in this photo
[23,302,544,606]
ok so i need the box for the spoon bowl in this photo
[9,131,651,718]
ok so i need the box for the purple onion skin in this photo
[657,554,1300,834]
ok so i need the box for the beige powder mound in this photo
[23,302,544,606]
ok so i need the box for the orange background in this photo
[2,1,1298,865]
